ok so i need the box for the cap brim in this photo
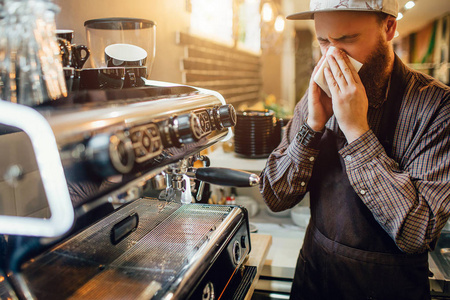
[287,8,398,20]
[286,11,315,20]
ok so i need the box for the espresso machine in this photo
[0,81,259,300]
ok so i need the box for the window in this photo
[190,0,234,45]
[237,0,261,52]
[190,0,261,53]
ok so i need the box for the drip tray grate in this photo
[21,198,241,299]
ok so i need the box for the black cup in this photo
[105,44,147,67]
[58,40,90,69]
[123,67,147,88]
[79,68,125,90]
[72,45,90,69]
[56,29,74,43]
[56,30,90,69]
[57,38,73,67]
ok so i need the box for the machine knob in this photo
[232,240,242,265]
[213,104,236,129]
[202,282,215,300]
[171,113,203,146]
[86,132,135,177]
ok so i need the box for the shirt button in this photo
[345,155,352,162]
[301,182,306,187]
[360,190,367,195]
[309,157,315,162]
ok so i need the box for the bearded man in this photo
[259,0,450,299]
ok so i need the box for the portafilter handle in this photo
[187,167,260,187]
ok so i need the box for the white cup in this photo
[105,43,147,67]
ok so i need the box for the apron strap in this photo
[377,55,407,157]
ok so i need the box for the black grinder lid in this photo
[84,18,156,30]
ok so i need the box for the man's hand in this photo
[324,47,370,143]
[307,54,333,132]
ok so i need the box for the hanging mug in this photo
[72,45,90,69]
[56,29,90,69]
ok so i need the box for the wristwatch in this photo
[295,122,324,149]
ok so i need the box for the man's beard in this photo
[358,37,391,105]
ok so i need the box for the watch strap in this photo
[296,122,324,149]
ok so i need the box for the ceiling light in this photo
[404,1,415,10]
[396,12,403,20]
[262,2,274,22]
[274,15,285,32]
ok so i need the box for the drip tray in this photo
[18,198,250,299]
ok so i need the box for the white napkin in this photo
[313,46,363,97]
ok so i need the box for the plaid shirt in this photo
[260,57,450,254]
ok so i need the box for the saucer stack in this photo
[234,110,277,158]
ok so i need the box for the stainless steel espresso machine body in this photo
[0,82,258,300]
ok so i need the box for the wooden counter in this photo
[244,233,273,299]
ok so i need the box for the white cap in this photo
[287,0,398,20]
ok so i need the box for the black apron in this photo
[290,57,430,300]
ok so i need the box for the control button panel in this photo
[129,123,164,163]
[196,109,212,135]
[86,105,237,177]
